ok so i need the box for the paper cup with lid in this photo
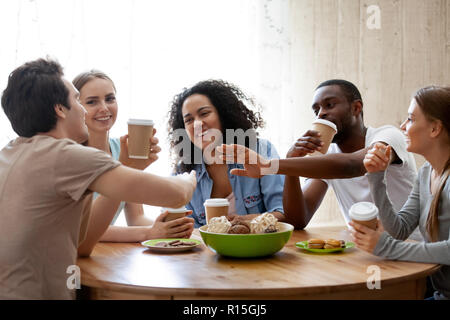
[163,206,191,222]
[127,119,154,159]
[204,198,230,223]
[349,202,379,230]
[310,119,337,156]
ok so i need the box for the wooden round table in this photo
[77,226,440,300]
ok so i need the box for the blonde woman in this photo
[350,86,450,300]
[73,71,194,242]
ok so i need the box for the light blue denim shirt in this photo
[93,137,125,225]
[182,138,285,228]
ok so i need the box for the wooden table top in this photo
[77,226,440,299]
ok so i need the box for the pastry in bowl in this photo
[228,221,251,234]
[206,213,279,235]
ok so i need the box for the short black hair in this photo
[316,79,363,104]
[1,58,69,137]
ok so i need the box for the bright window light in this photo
[0,0,291,223]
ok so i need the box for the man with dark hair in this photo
[2,59,71,137]
[281,79,417,230]
[316,79,362,101]
[0,58,197,299]
[219,79,418,236]
[315,79,363,119]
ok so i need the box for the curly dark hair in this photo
[167,79,265,173]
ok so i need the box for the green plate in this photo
[295,241,355,253]
[141,238,202,253]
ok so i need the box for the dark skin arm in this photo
[276,130,398,179]
[206,163,285,223]
[217,133,369,180]
[282,176,328,229]
[280,130,366,229]
[280,137,397,229]
[217,143,367,229]
[277,149,368,178]
[217,132,399,230]
[217,143,369,179]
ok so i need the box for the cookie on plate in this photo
[307,239,325,249]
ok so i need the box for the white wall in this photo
[0,0,285,223]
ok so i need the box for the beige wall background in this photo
[282,0,449,227]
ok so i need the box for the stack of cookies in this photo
[307,239,345,249]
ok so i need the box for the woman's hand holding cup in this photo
[349,220,383,253]
[119,129,161,170]
[363,142,392,173]
[149,210,194,239]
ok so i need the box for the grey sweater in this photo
[368,162,450,299]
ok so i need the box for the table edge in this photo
[80,263,440,298]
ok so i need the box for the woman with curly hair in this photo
[168,79,285,227]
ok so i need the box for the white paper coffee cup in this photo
[349,202,379,230]
[204,198,229,223]
[163,206,189,222]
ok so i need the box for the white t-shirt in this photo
[323,126,418,224]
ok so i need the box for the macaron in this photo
[308,239,325,249]
[324,239,342,249]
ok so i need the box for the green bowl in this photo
[199,222,294,258]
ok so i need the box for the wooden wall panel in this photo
[360,0,404,129]
[448,0,450,79]
[287,0,316,141]
[336,0,361,81]
[313,0,339,84]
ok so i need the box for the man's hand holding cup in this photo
[286,129,324,158]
